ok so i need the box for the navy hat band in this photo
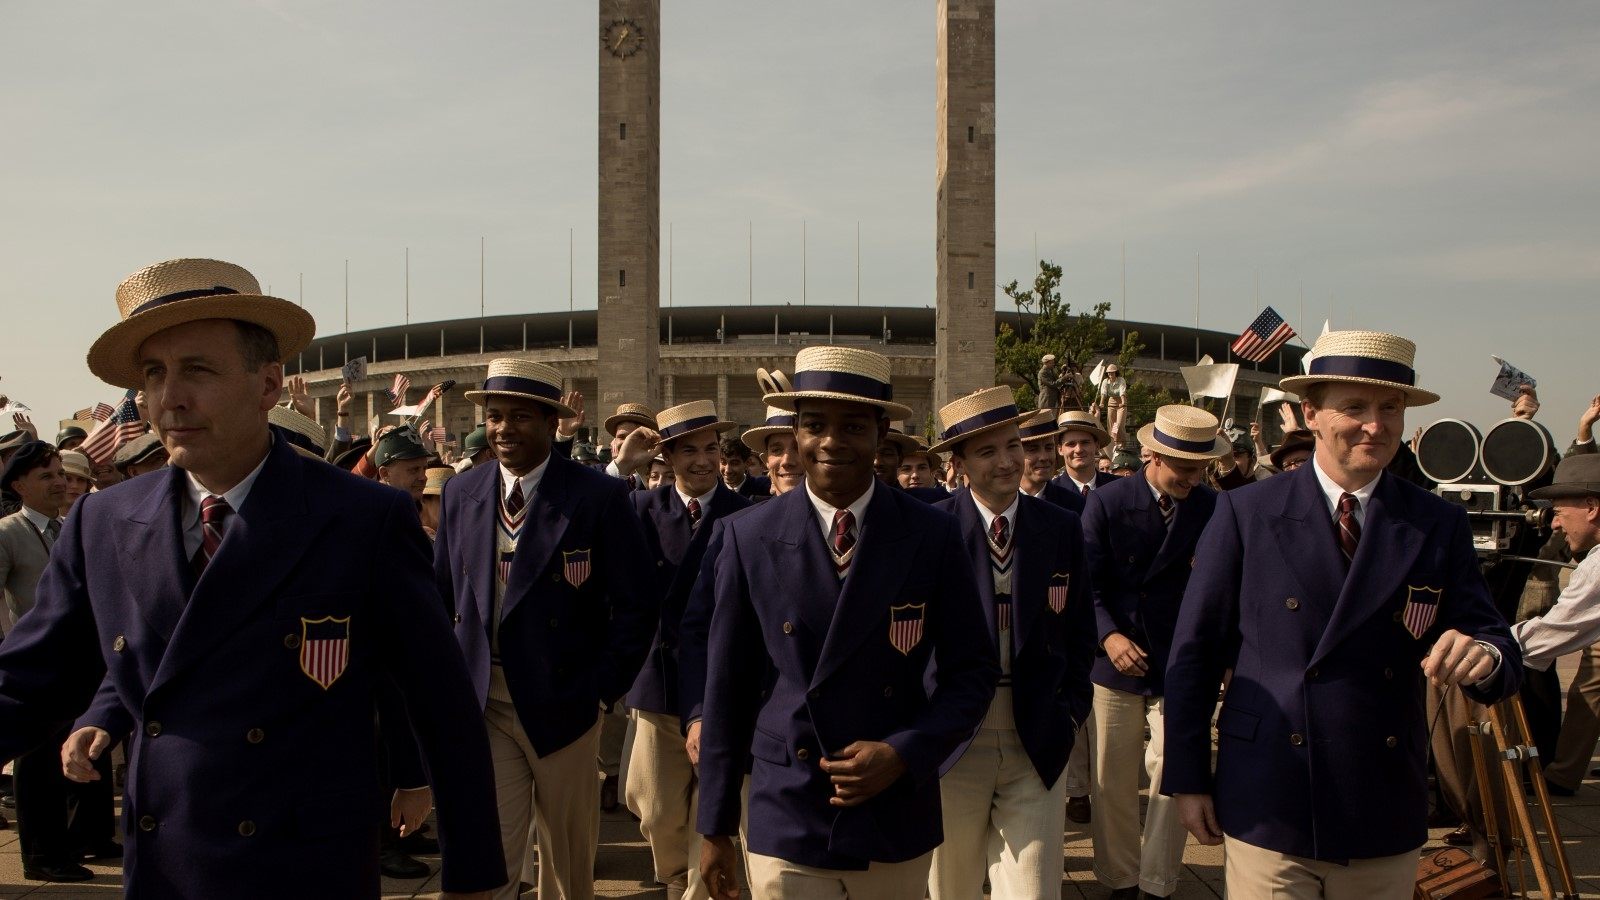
[1152,427,1218,454]
[1019,419,1058,440]
[790,369,893,402]
[659,414,720,441]
[129,285,240,317]
[480,374,563,402]
[1307,355,1415,386]
[941,405,1022,442]
[763,414,797,428]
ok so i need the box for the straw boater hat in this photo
[654,400,735,445]
[1018,408,1063,444]
[762,347,913,421]
[1278,330,1440,406]
[1137,405,1231,461]
[422,466,455,497]
[268,405,327,453]
[463,359,578,417]
[928,386,1036,454]
[1055,410,1112,447]
[742,406,797,455]
[604,403,658,437]
[59,450,95,482]
[87,258,316,390]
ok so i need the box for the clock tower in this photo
[597,0,661,411]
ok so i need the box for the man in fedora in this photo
[1163,331,1520,900]
[1017,409,1085,514]
[697,346,997,900]
[925,387,1095,900]
[434,357,657,900]
[1080,404,1228,900]
[0,258,505,898]
[626,400,750,900]
[1268,429,1315,474]
[1051,410,1119,498]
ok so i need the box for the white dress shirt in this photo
[1310,457,1381,526]
[805,479,874,547]
[182,450,270,560]
[20,504,57,538]
[675,484,718,516]
[499,455,550,508]
[1514,549,1600,671]
[971,491,1020,537]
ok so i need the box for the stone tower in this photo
[597,0,662,410]
[934,0,996,410]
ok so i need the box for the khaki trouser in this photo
[746,849,933,900]
[1546,640,1600,789]
[1223,835,1419,900]
[1063,711,1094,797]
[485,667,602,900]
[929,725,1068,900]
[1090,685,1184,897]
[625,709,709,900]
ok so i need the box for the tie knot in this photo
[990,514,1010,548]
[1157,493,1173,512]
[201,495,231,525]
[1339,492,1359,515]
[832,509,855,540]
[687,497,702,523]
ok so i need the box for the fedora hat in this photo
[464,359,577,417]
[655,400,735,444]
[763,347,913,421]
[928,386,1035,454]
[268,405,327,453]
[1270,429,1317,470]
[604,402,658,437]
[1279,330,1440,406]
[87,258,316,390]
[742,406,798,455]
[1055,410,1112,447]
[422,466,456,497]
[59,450,94,482]
[1137,405,1231,461]
[1528,455,1600,501]
[1019,408,1063,443]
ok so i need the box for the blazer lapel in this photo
[503,455,574,621]
[951,490,998,651]
[1149,493,1203,576]
[1268,465,1345,624]
[652,491,692,566]
[1012,496,1050,653]
[457,463,499,627]
[152,440,325,693]
[766,489,838,644]
[120,466,192,642]
[812,487,915,690]
[1312,473,1424,665]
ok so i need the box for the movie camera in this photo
[1414,417,1560,563]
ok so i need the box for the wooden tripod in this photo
[1465,694,1578,899]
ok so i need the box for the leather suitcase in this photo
[1414,847,1500,900]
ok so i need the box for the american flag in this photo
[1230,307,1297,363]
[78,390,146,465]
[428,426,447,444]
[385,373,410,406]
[90,402,115,422]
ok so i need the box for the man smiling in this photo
[697,346,996,900]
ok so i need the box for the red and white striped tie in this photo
[1337,493,1361,561]
[196,495,231,573]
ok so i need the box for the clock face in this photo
[603,18,644,58]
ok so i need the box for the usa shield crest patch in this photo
[1401,585,1443,639]
[497,550,515,585]
[889,603,927,655]
[995,594,1012,632]
[1048,573,1071,614]
[300,616,351,690]
[563,549,592,588]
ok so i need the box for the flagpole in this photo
[1194,253,1201,363]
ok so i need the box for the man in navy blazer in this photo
[1163,331,1521,900]
[21,258,504,899]
[1050,409,1119,499]
[1019,409,1084,514]
[434,358,657,900]
[925,388,1096,900]
[625,401,750,900]
[1081,404,1228,900]
[697,346,997,900]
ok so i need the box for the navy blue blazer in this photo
[627,483,750,715]
[1080,471,1216,696]
[932,490,1095,788]
[696,485,998,870]
[434,452,657,755]
[732,475,772,501]
[1049,470,1119,496]
[1033,480,1086,515]
[1160,465,1521,862]
[0,437,504,898]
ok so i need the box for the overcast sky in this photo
[3,1,1597,441]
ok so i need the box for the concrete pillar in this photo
[934,0,997,410]
[366,391,378,438]
[716,374,729,418]
[662,374,676,408]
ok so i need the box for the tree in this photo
[995,260,1172,444]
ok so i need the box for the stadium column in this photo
[934,0,996,410]
[597,0,662,412]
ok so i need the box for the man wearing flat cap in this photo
[435,357,657,900]
[1163,330,1521,900]
[112,432,169,479]
[0,258,505,899]
[697,346,998,900]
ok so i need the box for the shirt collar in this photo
[1144,470,1170,505]
[500,455,551,502]
[184,443,271,524]
[676,482,719,510]
[1068,471,1097,492]
[20,504,57,534]
[970,490,1020,534]
[806,478,874,539]
[1311,455,1382,517]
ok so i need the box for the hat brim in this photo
[1136,423,1232,460]
[764,391,913,423]
[741,425,793,455]
[462,389,578,419]
[1277,374,1439,407]
[1056,421,1113,448]
[660,421,737,444]
[604,413,657,436]
[928,410,1038,455]
[87,295,316,390]
[883,432,925,452]
[1527,483,1600,501]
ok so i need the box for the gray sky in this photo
[3,1,1597,442]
